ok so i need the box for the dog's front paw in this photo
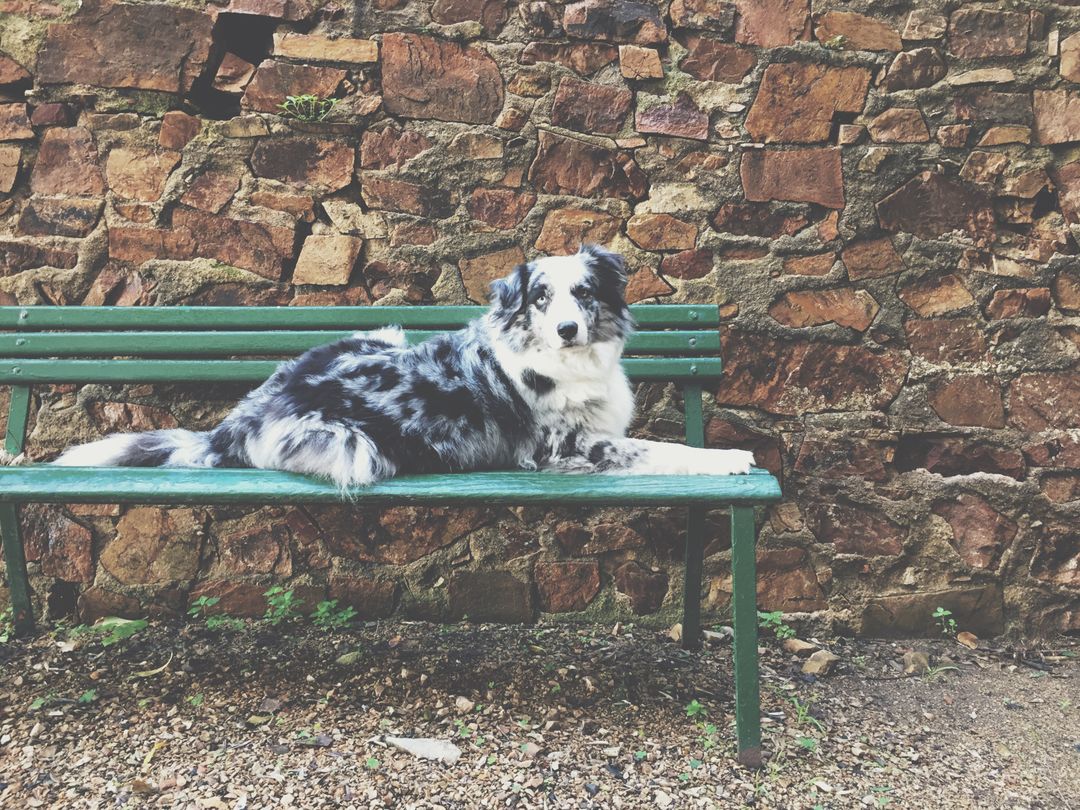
[713,449,755,476]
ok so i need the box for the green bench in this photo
[0,303,781,765]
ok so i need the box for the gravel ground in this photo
[0,619,1077,809]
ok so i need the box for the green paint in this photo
[731,506,762,767]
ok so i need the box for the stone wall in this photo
[1,0,1078,637]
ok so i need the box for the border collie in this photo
[55,246,755,484]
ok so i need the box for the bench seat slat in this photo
[0,357,722,384]
[0,330,720,358]
[0,305,720,331]
[0,466,781,505]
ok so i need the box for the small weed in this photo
[932,606,957,637]
[925,664,960,681]
[797,736,818,753]
[187,693,205,708]
[29,694,52,711]
[790,696,825,733]
[634,750,647,762]
[188,595,220,619]
[822,34,846,49]
[365,756,380,770]
[207,614,246,631]
[279,94,338,122]
[0,608,12,643]
[78,689,98,705]
[758,610,796,641]
[311,599,357,631]
[871,786,894,807]
[263,586,300,626]
[70,616,147,647]
[685,699,707,719]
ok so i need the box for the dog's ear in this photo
[488,262,532,325]
[579,244,627,295]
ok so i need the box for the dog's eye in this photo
[534,293,548,306]
[577,290,594,303]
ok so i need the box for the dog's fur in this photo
[55,246,755,483]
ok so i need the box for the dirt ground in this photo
[0,618,1077,809]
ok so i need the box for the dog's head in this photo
[488,245,633,351]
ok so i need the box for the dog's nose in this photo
[557,321,578,340]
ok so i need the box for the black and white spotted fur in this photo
[55,246,755,484]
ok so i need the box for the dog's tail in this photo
[53,429,216,468]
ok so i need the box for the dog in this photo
[55,245,755,485]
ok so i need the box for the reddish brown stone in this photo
[745,63,870,143]
[252,137,354,191]
[507,68,550,97]
[1051,162,1080,225]
[359,127,431,169]
[985,287,1051,320]
[159,111,201,150]
[100,507,202,585]
[30,103,71,127]
[87,401,177,433]
[459,246,526,303]
[1062,31,1080,83]
[363,257,439,303]
[249,190,316,222]
[768,288,879,331]
[676,34,755,83]
[669,0,733,33]
[730,0,809,47]
[882,48,947,92]
[16,197,103,238]
[468,187,536,229]
[1023,434,1080,469]
[810,503,903,556]
[0,54,30,85]
[959,151,1009,188]
[715,332,908,415]
[898,274,975,316]
[877,171,995,247]
[529,130,647,200]
[212,52,257,94]
[0,104,32,140]
[741,148,844,209]
[841,237,902,280]
[106,147,180,202]
[180,171,240,214]
[618,44,663,79]
[562,0,666,44]
[212,516,291,578]
[534,208,621,254]
[794,434,891,482]
[1009,373,1080,432]
[37,3,212,93]
[1030,522,1080,588]
[293,234,363,285]
[659,248,712,279]
[755,548,825,612]
[933,494,1016,570]
[783,253,834,276]
[867,108,929,143]
[902,10,947,41]
[627,213,696,251]
[815,11,901,51]
[22,508,93,583]
[391,220,437,246]
[861,586,1004,637]
[78,587,143,623]
[904,319,987,363]
[613,561,668,614]
[928,374,1005,428]
[550,77,632,134]
[327,576,396,618]
[241,61,346,114]
[952,89,1032,125]
[382,33,504,124]
[0,240,79,274]
[636,92,708,140]
[432,0,507,32]
[1041,473,1080,503]
[977,125,1029,146]
[947,8,1028,58]
[448,570,533,622]
[30,127,105,197]
[895,435,1025,479]
[272,33,379,63]
[520,42,618,74]
[1053,273,1080,313]
[224,0,315,21]
[536,561,601,612]
[0,144,20,193]
[712,202,807,237]
[625,267,674,302]
[936,124,971,147]
[361,175,451,218]
[1033,90,1080,145]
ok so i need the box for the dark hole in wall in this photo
[829,111,859,144]
[187,13,277,120]
[48,580,80,620]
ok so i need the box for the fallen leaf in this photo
[802,650,840,675]
[903,651,930,675]
[957,631,979,649]
[385,736,462,765]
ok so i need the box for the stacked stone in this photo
[0,0,1078,635]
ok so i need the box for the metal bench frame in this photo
[0,304,780,766]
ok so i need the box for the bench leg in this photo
[1,503,34,636]
[731,505,762,768]
[681,505,705,651]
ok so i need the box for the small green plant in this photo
[634,750,647,762]
[685,699,707,719]
[207,614,246,631]
[311,599,357,631]
[187,693,204,708]
[822,34,846,49]
[263,586,300,626]
[70,616,148,647]
[188,595,220,620]
[365,756,380,770]
[758,610,796,641]
[278,94,338,122]
[78,689,98,705]
[932,606,958,636]
[0,608,12,643]
[797,736,818,753]
[790,696,825,733]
